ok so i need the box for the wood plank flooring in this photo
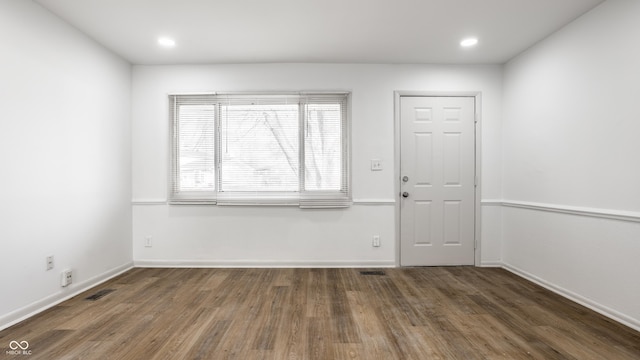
[1,267,638,359]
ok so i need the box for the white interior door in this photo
[400,96,476,266]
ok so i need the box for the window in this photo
[170,93,350,208]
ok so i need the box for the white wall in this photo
[132,64,503,266]
[0,0,132,329]
[502,0,640,330]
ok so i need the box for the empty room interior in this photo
[1,0,639,359]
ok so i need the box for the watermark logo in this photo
[6,341,31,356]
[9,341,29,350]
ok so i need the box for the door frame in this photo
[394,91,482,267]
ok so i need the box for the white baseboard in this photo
[501,262,640,332]
[479,261,503,267]
[0,262,134,332]
[134,259,396,268]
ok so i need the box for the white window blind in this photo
[300,96,350,208]
[170,95,216,203]
[169,92,351,207]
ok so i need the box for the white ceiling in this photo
[34,0,604,65]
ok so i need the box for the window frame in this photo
[168,92,351,208]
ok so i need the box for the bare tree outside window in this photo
[305,104,342,191]
[220,104,299,192]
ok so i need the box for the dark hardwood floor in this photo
[1,267,638,359]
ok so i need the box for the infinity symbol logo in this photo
[9,340,29,350]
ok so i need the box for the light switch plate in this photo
[371,159,383,171]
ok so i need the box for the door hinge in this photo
[474,176,478,187]
[474,113,479,124]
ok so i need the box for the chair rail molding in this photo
[481,199,640,223]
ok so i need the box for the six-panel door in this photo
[400,96,475,266]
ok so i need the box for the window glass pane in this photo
[220,104,299,192]
[177,104,216,191]
[304,103,342,191]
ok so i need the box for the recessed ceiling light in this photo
[157,37,176,48]
[460,38,478,47]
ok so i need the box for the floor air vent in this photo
[85,289,115,301]
[360,270,386,276]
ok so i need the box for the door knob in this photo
[402,192,409,198]
[402,176,409,182]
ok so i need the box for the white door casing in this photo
[400,96,476,266]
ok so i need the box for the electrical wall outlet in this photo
[46,256,54,271]
[372,235,381,247]
[61,269,72,287]
[144,236,153,247]
[371,159,383,171]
